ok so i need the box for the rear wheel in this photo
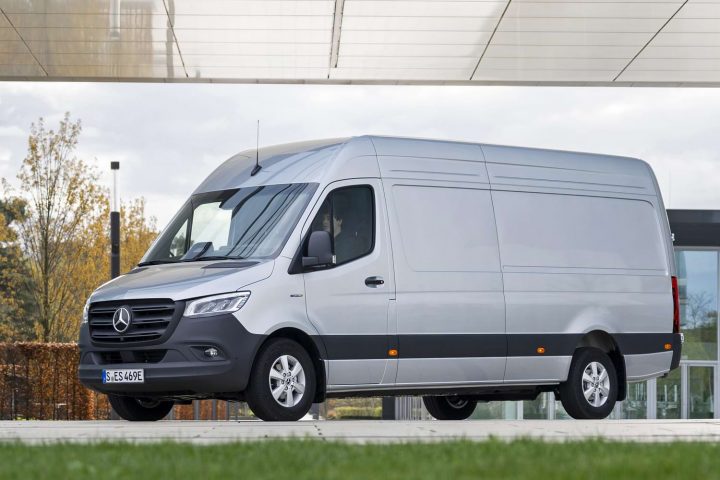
[423,395,477,420]
[559,347,618,420]
[108,395,174,421]
[246,338,316,421]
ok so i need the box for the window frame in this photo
[290,184,376,274]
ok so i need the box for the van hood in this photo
[88,259,275,303]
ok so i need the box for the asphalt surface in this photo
[2,420,720,444]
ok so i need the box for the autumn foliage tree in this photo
[3,113,157,342]
[0,194,33,340]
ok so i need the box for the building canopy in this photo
[0,0,717,86]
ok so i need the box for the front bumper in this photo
[78,312,265,398]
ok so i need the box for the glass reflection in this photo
[620,382,647,419]
[675,251,718,361]
[657,368,681,419]
[689,366,714,419]
[523,393,549,419]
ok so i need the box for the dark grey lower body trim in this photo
[313,332,678,360]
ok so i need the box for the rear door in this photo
[302,179,396,387]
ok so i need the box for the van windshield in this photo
[140,183,317,265]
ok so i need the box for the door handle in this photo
[365,276,385,287]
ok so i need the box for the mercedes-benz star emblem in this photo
[112,307,132,333]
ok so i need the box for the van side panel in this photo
[379,149,507,386]
[491,188,673,382]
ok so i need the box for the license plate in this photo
[102,369,144,384]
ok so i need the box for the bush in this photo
[0,342,250,421]
[329,406,382,420]
[0,342,109,420]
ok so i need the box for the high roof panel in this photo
[0,0,716,86]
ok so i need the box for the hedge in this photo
[328,406,383,420]
[0,342,253,421]
[0,342,109,420]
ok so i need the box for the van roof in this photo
[194,135,655,196]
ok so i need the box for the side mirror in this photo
[302,230,334,268]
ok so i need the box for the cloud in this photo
[0,82,719,230]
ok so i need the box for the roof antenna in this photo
[251,119,262,176]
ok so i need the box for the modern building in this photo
[388,209,720,420]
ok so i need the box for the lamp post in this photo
[108,161,121,420]
[110,161,120,278]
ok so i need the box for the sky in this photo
[0,82,719,229]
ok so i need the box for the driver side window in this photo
[308,185,374,266]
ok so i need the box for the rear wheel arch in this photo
[576,330,627,402]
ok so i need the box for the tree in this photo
[78,196,158,298]
[15,114,106,342]
[6,113,158,342]
[118,197,158,273]
[686,291,713,330]
[0,195,34,340]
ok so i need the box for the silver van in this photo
[78,136,682,422]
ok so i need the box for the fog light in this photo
[204,347,219,358]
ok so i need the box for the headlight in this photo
[184,292,250,317]
[82,301,90,323]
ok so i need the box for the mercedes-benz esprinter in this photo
[78,136,682,421]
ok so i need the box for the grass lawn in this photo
[2,439,720,480]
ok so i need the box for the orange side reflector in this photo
[664,343,673,351]
[388,349,398,357]
[536,347,546,355]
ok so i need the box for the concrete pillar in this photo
[381,397,396,420]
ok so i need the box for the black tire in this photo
[422,395,477,420]
[559,347,618,420]
[245,338,316,421]
[108,395,174,421]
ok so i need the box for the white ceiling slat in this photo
[341,43,486,57]
[497,17,672,33]
[0,0,718,85]
[505,1,684,19]
[484,44,642,58]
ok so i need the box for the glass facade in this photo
[402,246,720,421]
[657,369,682,419]
[676,251,718,361]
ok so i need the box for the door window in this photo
[308,186,374,265]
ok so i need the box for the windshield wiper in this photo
[183,255,247,262]
[137,259,180,267]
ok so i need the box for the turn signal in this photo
[664,343,672,351]
[388,349,398,357]
[536,347,546,355]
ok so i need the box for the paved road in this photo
[2,420,720,444]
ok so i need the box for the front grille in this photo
[97,350,167,364]
[89,299,179,344]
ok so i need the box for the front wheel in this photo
[108,395,174,421]
[245,338,316,421]
[423,395,477,420]
[559,347,618,419]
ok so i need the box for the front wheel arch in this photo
[256,327,327,403]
